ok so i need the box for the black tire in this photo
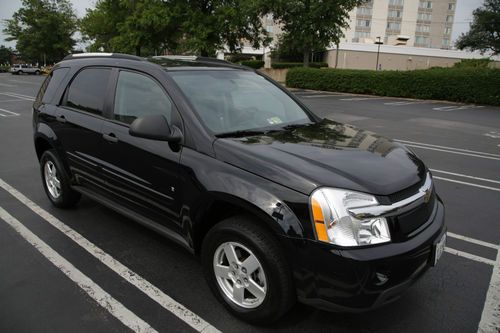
[40,149,81,208]
[201,216,295,324]
[18,70,23,75]
[35,70,40,75]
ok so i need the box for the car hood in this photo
[213,119,427,196]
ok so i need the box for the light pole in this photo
[375,36,383,71]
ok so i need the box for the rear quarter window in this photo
[34,67,70,108]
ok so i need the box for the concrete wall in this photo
[326,47,500,71]
[259,68,289,82]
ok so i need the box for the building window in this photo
[448,3,455,10]
[356,19,371,27]
[357,7,373,15]
[416,24,430,33]
[446,15,453,22]
[417,12,432,21]
[444,27,452,35]
[387,22,401,30]
[388,10,402,18]
[354,31,371,38]
[415,36,430,46]
[389,0,404,5]
[442,38,450,47]
[419,1,432,9]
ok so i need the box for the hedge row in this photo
[271,62,328,69]
[239,60,264,69]
[286,67,500,105]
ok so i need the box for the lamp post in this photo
[375,36,383,71]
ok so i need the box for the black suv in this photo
[33,53,446,324]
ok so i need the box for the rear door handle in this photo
[103,133,119,143]
[56,115,66,123]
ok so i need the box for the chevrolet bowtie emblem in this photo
[423,187,432,203]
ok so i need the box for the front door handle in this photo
[103,133,119,143]
[56,115,66,123]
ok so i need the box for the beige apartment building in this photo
[341,0,457,49]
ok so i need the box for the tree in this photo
[180,0,270,56]
[0,45,14,64]
[267,0,363,66]
[80,0,270,57]
[80,0,181,56]
[3,0,77,64]
[456,0,500,55]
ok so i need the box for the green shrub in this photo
[271,62,328,69]
[286,67,500,105]
[239,60,264,69]
[227,54,255,63]
[0,65,10,72]
[453,58,492,68]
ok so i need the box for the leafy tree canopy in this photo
[80,0,270,57]
[266,0,363,66]
[456,0,500,55]
[80,0,182,56]
[3,0,77,64]
[0,45,15,64]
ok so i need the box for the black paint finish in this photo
[32,55,445,312]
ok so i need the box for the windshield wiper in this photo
[215,129,268,138]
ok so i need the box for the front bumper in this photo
[283,197,445,312]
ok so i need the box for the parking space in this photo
[0,73,499,332]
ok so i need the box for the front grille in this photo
[396,191,436,236]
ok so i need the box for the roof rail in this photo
[150,55,247,70]
[62,53,144,61]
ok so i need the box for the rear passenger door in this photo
[100,69,183,232]
[55,67,113,191]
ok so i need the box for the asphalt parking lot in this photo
[0,73,498,333]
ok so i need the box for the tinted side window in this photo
[35,68,70,107]
[113,71,172,124]
[66,68,111,115]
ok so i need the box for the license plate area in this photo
[432,232,446,266]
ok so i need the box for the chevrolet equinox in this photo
[33,53,446,324]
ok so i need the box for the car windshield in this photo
[167,70,312,135]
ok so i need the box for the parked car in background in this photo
[10,64,41,75]
[32,53,446,324]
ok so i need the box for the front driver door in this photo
[99,69,184,239]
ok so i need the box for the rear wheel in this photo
[201,216,295,324]
[40,149,81,208]
[35,70,40,75]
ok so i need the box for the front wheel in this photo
[40,149,81,208]
[35,70,40,75]
[201,216,295,324]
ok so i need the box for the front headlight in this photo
[310,188,391,246]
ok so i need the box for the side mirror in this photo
[129,114,182,143]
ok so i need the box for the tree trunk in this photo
[200,49,209,57]
[135,46,141,56]
[303,47,310,67]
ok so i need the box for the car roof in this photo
[60,53,250,71]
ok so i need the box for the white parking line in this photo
[301,94,343,98]
[444,247,495,266]
[0,178,219,333]
[0,92,35,101]
[478,250,500,333]
[0,206,158,333]
[431,169,500,185]
[5,92,35,99]
[433,105,485,112]
[0,82,16,87]
[395,139,500,158]
[340,97,389,101]
[447,232,499,250]
[433,176,500,192]
[384,101,431,106]
[8,79,41,85]
[0,108,20,117]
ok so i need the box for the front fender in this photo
[180,148,310,241]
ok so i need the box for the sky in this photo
[0,0,484,50]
